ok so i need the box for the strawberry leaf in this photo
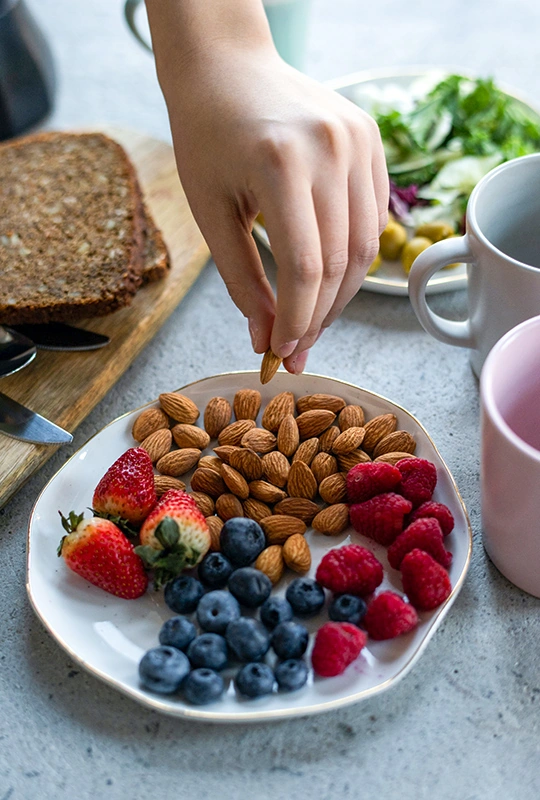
[134,545,164,567]
[155,516,180,550]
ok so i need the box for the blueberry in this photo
[235,663,275,698]
[183,668,224,705]
[187,633,228,671]
[286,577,325,616]
[220,517,266,566]
[329,594,367,626]
[271,621,309,660]
[228,567,272,608]
[164,575,204,614]
[226,617,270,662]
[259,596,294,630]
[198,552,234,589]
[138,646,190,694]
[197,590,241,634]
[159,616,197,651]
[275,659,309,692]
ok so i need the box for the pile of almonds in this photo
[131,389,417,586]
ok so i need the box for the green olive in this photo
[379,220,407,260]
[401,236,433,274]
[367,252,382,275]
[414,221,455,242]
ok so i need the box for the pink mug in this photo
[481,314,540,597]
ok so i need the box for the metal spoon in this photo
[0,325,37,378]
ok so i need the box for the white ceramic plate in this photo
[253,67,540,296]
[27,371,472,723]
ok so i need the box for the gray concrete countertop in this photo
[1,1,539,798]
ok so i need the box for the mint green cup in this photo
[263,0,312,70]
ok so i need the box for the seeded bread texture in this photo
[0,131,167,324]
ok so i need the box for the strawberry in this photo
[58,511,148,599]
[92,447,157,532]
[136,490,211,588]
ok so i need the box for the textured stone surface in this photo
[1,0,539,798]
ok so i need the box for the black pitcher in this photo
[0,0,55,141]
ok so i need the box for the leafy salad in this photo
[373,74,540,229]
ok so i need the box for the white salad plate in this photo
[253,67,539,296]
[27,371,472,723]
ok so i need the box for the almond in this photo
[218,418,256,446]
[159,392,200,424]
[262,451,290,487]
[216,493,244,521]
[243,497,272,523]
[132,407,169,442]
[221,463,250,500]
[291,437,319,465]
[260,348,282,384]
[249,480,287,504]
[318,472,347,504]
[372,430,416,459]
[156,448,201,476]
[296,409,336,439]
[229,448,263,481]
[240,427,277,454]
[204,396,232,439]
[198,455,224,473]
[189,491,215,517]
[338,404,365,431]
[191,467,226,498]
[374,451,416,465]
[273,497,320,524]
[296,393,346,415]
[318,425,340,453]
[331,426,366,456]
[310,452,338,484]
[261,391,295,432]
[140,428,172,463]
[312,503,350,535]
[213,445,241,464]
[154,475,186,496]
[260,515,307,544]
[362,413,398,454]
[337,450,371,472]
[277,414,299,457]
[206,516,223,551]
[282,534,311,573]
[255,545,284,584]
[171,423,211,450]
[287,461,318,500]
[233,388,261,421]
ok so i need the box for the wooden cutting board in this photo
[0,127,210,508]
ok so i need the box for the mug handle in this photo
[124,0,153,53]
[408,234,476,349]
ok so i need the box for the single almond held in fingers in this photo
[233,389,261,421]
[312,503,350,536]
[338,405,365,431]
[218,418,256,446]
[372,430,416,459]
[310,452,338,484]
[273,497,320,524]
[292,437,320,465]
[191,467,226,498]
[154,475,186,496]
[260,515,307,544]
[277,414,300,457]
[318,425,340,453]
[331,426,366,456]
[262,450,290,487]
[283,534,311,573]
[206,516,223,551]
[172,423,211,450]
[140,428,172,463]
[204,396,232,439]
[159,392,200,424]
[296,393,346,415]
[221,464,250,500]
[132,407,169,442]
[287,460,318,500]
[374,451,416,465]
[156,448,201,476]
[255,545,284,585]
[261,391,295,432]
[260,348,282,384]
[243,497,272,523]
[318,472,347,504]
[240,427,277,454]
[189,491,215,517]
[198,455,224,473]
[249,480,288,505]
[296,409,336,439]
[229,448,263,481]
[337,450,371,472]
[216,493,244,521]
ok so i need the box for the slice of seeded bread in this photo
[0,131,169,324]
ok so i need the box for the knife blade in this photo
[10,323,110,351]
[0,392,73,445]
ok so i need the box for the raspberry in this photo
[408,501,454,536]
[363,591,418,640]
[346,462,402,504]
[396,458,437,508]
[311,622,366,677]
[349,493,412,545]
[401,549,452,611]
[387,518,452,570]
[315,544,383,596]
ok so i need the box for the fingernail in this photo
[290,349,309,375]
[248,318,262,353]
[276,340,299,359]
